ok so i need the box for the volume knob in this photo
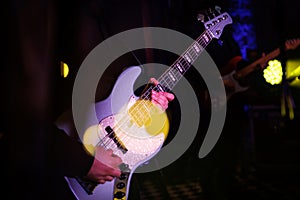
[114,191,125,199]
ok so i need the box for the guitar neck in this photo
[235,48,282,79]
[139,12,232,99]
[156,30,213,91]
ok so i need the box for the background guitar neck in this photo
[235,48,281,79]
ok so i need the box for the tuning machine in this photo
[215,5,222,14]
[208,7,216,18]
[197,6,223,23]
[197,13,205,23]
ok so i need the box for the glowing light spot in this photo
[263,59,283,85]
[60,61,69,78]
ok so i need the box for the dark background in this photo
[1,0,300,199]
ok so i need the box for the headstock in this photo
[197,6,233,40]
[285,38,300,50]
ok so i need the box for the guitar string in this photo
[106,30,217,152]
[99,37,210,152]
[99,30,213,151]
[109,31,210,147]
[103,26,217,151]
[97,20,220,152]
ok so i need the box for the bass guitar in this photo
[56,11,232,200]
[223,38,300,100]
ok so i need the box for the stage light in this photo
[263,59,283,85]
[60,61,69,78]
[285,59,300,88]
[289,77,300,88]
[286,59,300,79]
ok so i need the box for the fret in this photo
[202,33,210,43]
[175,63,184,74]
[170,66,183,81]
[184,53,192,63]
[140,88,152,100]
[166,60,188,84]
[161,80,172,92]
[187,45,199,60]
[178,58,190,73]
[206,29,214,40]
[197,31,212,48]
[158,70,177,92]
[167,70,177,82]
[151,21,224,93]
[156,84,165,92]
[193,42,202,54]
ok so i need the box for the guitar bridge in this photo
[105,126,128,154]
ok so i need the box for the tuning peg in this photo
[197,13,205,22]
[203,9,210,20]
[208,7,216,18]
[215,6,222,14]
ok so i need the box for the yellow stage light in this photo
[263,59,283,85]
[60,61,69,78]
[289,77,300,88]
[286,59,300,79]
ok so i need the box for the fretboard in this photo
[156,29,213,92]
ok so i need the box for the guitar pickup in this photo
[105,126,128,154]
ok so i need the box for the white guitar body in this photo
[57,66,166,200]
[222,70,249,100]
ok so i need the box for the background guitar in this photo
[56,10,233,200]
[223,38,300,100]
